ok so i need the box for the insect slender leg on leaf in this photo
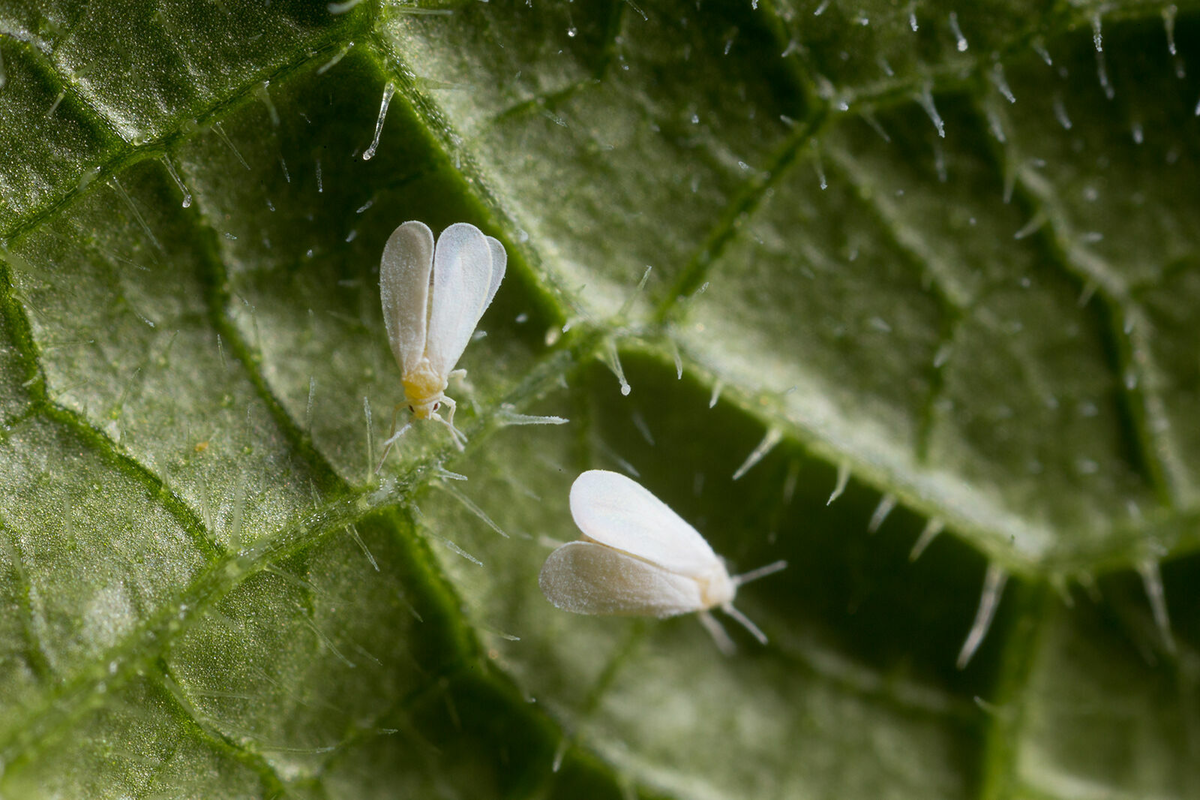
[718,559,786,644]
[721,603,768,645]
[447,368,477,408]
[441,396,468,449]
[698,611,736,656]
[434,399,467,451]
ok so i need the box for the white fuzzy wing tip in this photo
[425,223,495,376]
[539,541,705,618]
[569,470,720,578]
[482,235,507,314]
[380,220,435,371]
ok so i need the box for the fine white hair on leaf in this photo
[160,154,193,208]
[363,82,396,161]
[909,518,944,561]
[211,122,250,170]
[1048,573,1074,608]
[254,80,279,127]
[631,410,655,446]
[732,428,782,481]
[317,41,355,75]
[867,493,897,534]
[708,379,724,409]
[227,473,248,551]
[601,340,632,396]
[596,442,640,478]
[539,470,787,654]
[552,736,570,773]
[435,466,468,482]
[363,395,374,482]
[110,177,164,256]
[306,376,317,435]
[957,563,1008,669]
[916,83,945,138]
[304,617,356,669]
[439,482,509,539]
[668,339,684,380]
[948,11,968,51]
[1164,5,1178,55]
[617,265,653,318]
[427,530,483,567]
[346,523,379,572]
[495,404,569,427]
[1137,559,1176,655]
[782,460,800,506]
[827,462,850,505]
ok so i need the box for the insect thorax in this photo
[698,567,736,609]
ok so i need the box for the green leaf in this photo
[0,0,1197,798]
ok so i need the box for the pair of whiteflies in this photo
[379,220,787,652]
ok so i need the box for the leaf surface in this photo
[0,1,1197,798]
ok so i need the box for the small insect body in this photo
[539,470,787,654]
[378,220,506,465]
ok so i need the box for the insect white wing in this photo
[569,469,720,578]
[543,470,788,653]
[481,235,507,319]
[425,223,494,377]
[538,541,705,618]
[379,220,435,373]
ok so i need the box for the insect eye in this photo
[408,405,415,413]
[433,402,441,411]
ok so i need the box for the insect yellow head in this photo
[406,398,442,420]
[402,364,448,420]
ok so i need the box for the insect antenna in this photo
[732,559,788,586]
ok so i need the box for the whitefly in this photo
[377,221,506,466]
[540,469,787,654]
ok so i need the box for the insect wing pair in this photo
[540,470,786,654]
[379,221,506,460]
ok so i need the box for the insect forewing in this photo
[569,470,720,578]
[480,236,507,321]
[380,221,435,372]
[426,223,494,376]
[539,541,705,618]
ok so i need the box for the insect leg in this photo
[444,398,468,448]
[435,403,467,451]
[698,610,736,656]
[722,604,768,645]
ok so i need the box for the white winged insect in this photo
[377,220,506,466]
[539,469,787,654]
